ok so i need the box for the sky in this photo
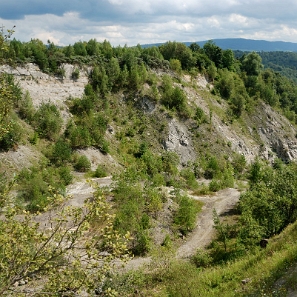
[0,0,297,47]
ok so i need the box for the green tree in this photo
[174,194,201,235]
[0,30,20,149]
[34,103,63,141]
[203,41,223,68]
[106,57,121,90]
[63,44,75,58]
[159,41,196,70]
[86,38,100,56]
[222,49,236,71]
[50,138,72,165]
[73,41,87,56]
[241,52,263,76]
[170,58,182,74]
[90,66,109,95]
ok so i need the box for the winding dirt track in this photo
[122,187,241,271]
[176,188,240,258]
[34,178,240,269]
[65,180,241,260]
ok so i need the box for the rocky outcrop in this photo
[255,103,297,162]
[0,64,88,123]
[163,118,196,166]
[2,63,297,165]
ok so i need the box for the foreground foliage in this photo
[0,186,131,296]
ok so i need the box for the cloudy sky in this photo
[0,0,297,46]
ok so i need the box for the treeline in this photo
[235,49,297,83]
[3,38,297,122]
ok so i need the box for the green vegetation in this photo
[2,28,297,296]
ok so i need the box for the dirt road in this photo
[33,178,240,268]
[176,187,240,258]
[124,187,241,271]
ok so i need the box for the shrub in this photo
[17,166,65,212]
[191,249,212,268]
[132,229,151,256]
[66,122,92,148]
[209,179,221,192]
[50,139,72,165]
[71,67,80,80]
[170,58,182,74]
[93,164,108,178]
[58,166,73,185]
[194,106,207,126]
[173,194,202,235]
[180,168,199,190]
[74,155,91,172]
[204,156,220,179]
[69,96,94,115]
[0,118,21,151]
[17,91,35,122]
[34,103,63,141]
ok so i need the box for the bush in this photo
[69,96,94,115]
[194,106,207,126]
[50,139,72,165]
[74,155,91,172]
[132,229,151,256]
[232,153,247,176]
[191,249,212,268]
[18,167,49,212]
[34,103,63,141]
[66,122,92,148]
[209,179,221,192]
[93,164,108,178]
[180,168,199,190]
[0,118,22,151]
[17,166,67,212]
[71,67,80,80]
[173,194,202,235]
[17,91,35,122]
[58,166,73,185]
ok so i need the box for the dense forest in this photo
[1,32,297,296]
[234,50,297,83]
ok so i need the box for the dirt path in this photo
[33,178,240,269]
[65,181,240,260]
[124,187,241,271]
[176,187,240,258]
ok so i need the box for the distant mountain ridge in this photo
[142,38,297,52]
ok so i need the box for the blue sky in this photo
[1,0,297,46]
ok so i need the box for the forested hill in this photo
[143,39,297,82]
[143,38,297,52]
[191,38,297,52]
[234,50,297,83]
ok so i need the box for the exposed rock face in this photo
[2,63,297,166]
[255,103,297,162]
[163,118,196,166]
[0,63,88,123]
[138,96,156,113]
[0,64,88,106]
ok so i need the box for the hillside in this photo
[1,38,297,296]
[143,38,297,52]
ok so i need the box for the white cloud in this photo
[0,0,297,46]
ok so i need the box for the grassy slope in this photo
[109,220,297,296]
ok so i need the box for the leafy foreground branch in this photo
[0,186,131,296]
